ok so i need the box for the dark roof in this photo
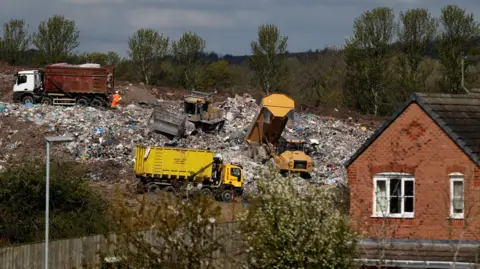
[345,92,480,167]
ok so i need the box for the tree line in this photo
[0,4,479,116]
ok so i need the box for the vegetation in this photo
[239,172,358,269]
[1,5,480,116]
[0,19,31,65]
[32,15,80,64]
[128,28,169,85]
[248,24,288,95]
[171,32,206,90]
[436,5,480,93]
[110,191,230,269]
[0,159,111,246]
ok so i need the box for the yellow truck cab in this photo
[134,145,244,202]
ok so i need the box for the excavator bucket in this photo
[149,105,187,137]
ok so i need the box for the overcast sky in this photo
[1,0,479,57]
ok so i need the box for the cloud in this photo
[1,0,479,57]
[60,0,126,4]
[126,8,265,29]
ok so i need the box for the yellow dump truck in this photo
[134,145,244,202]
[245,93,313,177]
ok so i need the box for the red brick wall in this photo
[349,103,480,241]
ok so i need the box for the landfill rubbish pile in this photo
[0,93,374,193]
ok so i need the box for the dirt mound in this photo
[0,116,52,164]
[115,82,190,105]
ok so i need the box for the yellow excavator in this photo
[244,93,313,178]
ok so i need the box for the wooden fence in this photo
[0,222,243,269]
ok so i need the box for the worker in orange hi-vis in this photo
[111,91,121,109]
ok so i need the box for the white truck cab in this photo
[13,70,43,104]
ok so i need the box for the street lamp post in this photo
[44,135,75,269]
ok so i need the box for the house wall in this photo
[349,103,480,241]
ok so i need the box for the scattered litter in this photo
[0,92,374,192]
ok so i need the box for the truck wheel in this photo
[91,98,104,108]
[200,188,213,198]
[76,97,89,106]
[163,186,177,196]
[300,172,311,180]
[220,190,233,203]
[147,184,161,195]
[41,97,53,105]
[22,95,34,104]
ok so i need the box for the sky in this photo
[1,0,479,57]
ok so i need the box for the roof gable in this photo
[345,92,480,167]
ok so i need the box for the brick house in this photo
[345,93,480,268]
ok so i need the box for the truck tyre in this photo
[301,172,311,180]
[41,97,53,105]
[22,95,34,104]
[220,190,233,203]
[91,98,104,108]
[147,184,161,195]
[163,186,177,196]
[76,97,89,106]
[200,188,213,197]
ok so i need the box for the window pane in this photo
[390,179,401,197]
[376,181,387,214]
[390,197,401,214]
[404,180,414,196]
[453,181,463,197]
[453,198,464,213]
[404,197,414,213]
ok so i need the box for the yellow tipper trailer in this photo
[244,93,313,177]
[134,145,244,202]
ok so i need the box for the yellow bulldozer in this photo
[244,93,313,178]
[149,90,225,137]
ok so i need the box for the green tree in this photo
[172,32,206,90]
[0,19,31,65]
[128,28,169,85]
[397,8,437,94]
[248,24,288,95]
[202,60,233,90]
[32,15,80,64]
[295,50,345,107]
[84,52,108,65]
[111,191,230,268]
[106,51,121,66]
[344,7,396,116]
[436,5,480,93]
[0,159,111,246]
[240,173,358,269]
[82,51,120,66]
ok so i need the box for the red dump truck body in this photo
[44,64,114,95]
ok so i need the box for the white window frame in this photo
[373,173,415,218]
[449,173,464,220]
